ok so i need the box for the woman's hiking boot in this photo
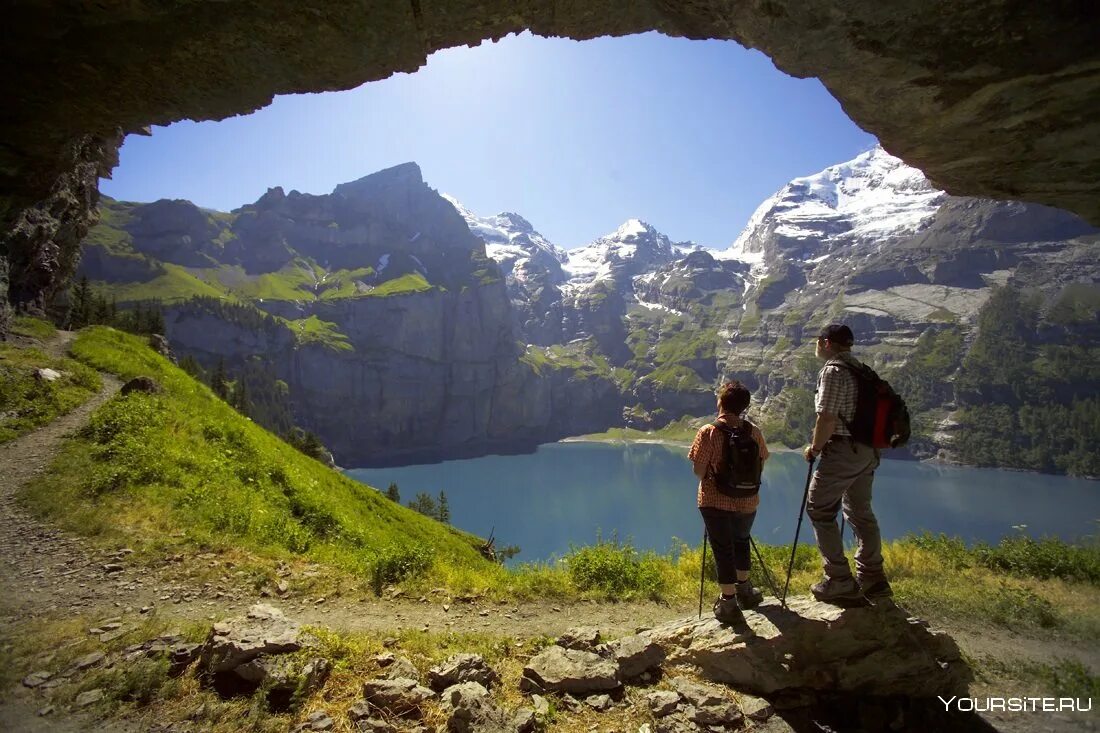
[712,595,746,626]
[736,581,764,609]
[810,575,864,604]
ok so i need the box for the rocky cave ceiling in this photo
[2,0,1099,249]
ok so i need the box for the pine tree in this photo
[233,378,250,415]
[408,492,438,519]
[179,355,203,380]
[132,301,146,333]
[70,276,91,329]
[301,432,327,461]
[148,302,165,335]
[211,358,229,401]
[437,490,451,524]
[385,483,401,502]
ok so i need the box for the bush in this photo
[565,537,666,599]
[974,535,1100,584]
[906,531,1100,584]
[371,543,434,593]
[988,582,1060,629]
[1037,658,1100,699]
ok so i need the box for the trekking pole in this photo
[698,527,709,619]
[781,457,815,609]
[839,514,846,545]
[750,537,781,600]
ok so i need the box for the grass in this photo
[520,340,620,381]
[11,314,57,340]
[20,326,490,588]
[91,264,228,304]
[0,342,102,443]
[572,414,709,444]
[907,531,1100,584]
[285,315,354,352]
[365,272,432,298]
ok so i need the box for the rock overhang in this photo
[2,1,1100,318]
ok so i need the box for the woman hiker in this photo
[688,381,771,625]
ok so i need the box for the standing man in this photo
[803,324,892,602]
[689,381,771,625]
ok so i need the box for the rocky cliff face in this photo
[83,163,632,466]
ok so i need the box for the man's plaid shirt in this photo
[815,351,861,437]
[688,415,770,513]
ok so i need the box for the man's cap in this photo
[818,323,855,345]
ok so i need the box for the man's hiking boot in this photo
[860,578,894,600]
[736,582,763,609]
[811,575,864,604]
[712,595,746,626]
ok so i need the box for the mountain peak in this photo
[333,162,424,200]
[730,145,946,261]
[610,218,654,241]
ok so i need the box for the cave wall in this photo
[2,1,1099,327]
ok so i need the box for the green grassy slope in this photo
[0,318,102,443]
[20,327,488,581]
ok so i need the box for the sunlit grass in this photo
[0,342,101,443]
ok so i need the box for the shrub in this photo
[906,531,1100,584]
[988,582,1060,629]
[974,535,1100,584]
[371,543,434,593]
[565,537,666,599]
[1037,658,1100,699]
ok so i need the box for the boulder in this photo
[739,693,775,722]
[232,656,330,711]
[584,694,612,712]
[428,653,500,691]
[646,690,680,717]
[383,656,419,681]
[439,681,513,733]
[75,689,105,708]
[197,604,312,698]
[597,634,665,679]
[148,334,172,357]
[513,707,537,733]
[34,368,61,382]
[670,678,742,727]
[520,646,619,694]
[74,651,105,671]
[120,376,161,396]
[644,598,971,698]
[361,677,435,718]
[556,626,601,651]
[22,671,51,688]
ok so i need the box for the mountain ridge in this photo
[75,147,1100,474]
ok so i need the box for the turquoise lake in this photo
[346,443,1100,563]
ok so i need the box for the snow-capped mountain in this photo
[561,219,682,297]
[442,194,567,287]
[731,145,947,265]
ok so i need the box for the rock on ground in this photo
[644,597,971,698]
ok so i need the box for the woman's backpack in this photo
[712,418,763,498]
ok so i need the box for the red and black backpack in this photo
[834,361,911,449]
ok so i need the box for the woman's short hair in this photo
[717,381,751,414]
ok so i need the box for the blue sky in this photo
[101,32,876,250]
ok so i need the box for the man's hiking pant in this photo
[700,507,756,584]
[806,438,886,583]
